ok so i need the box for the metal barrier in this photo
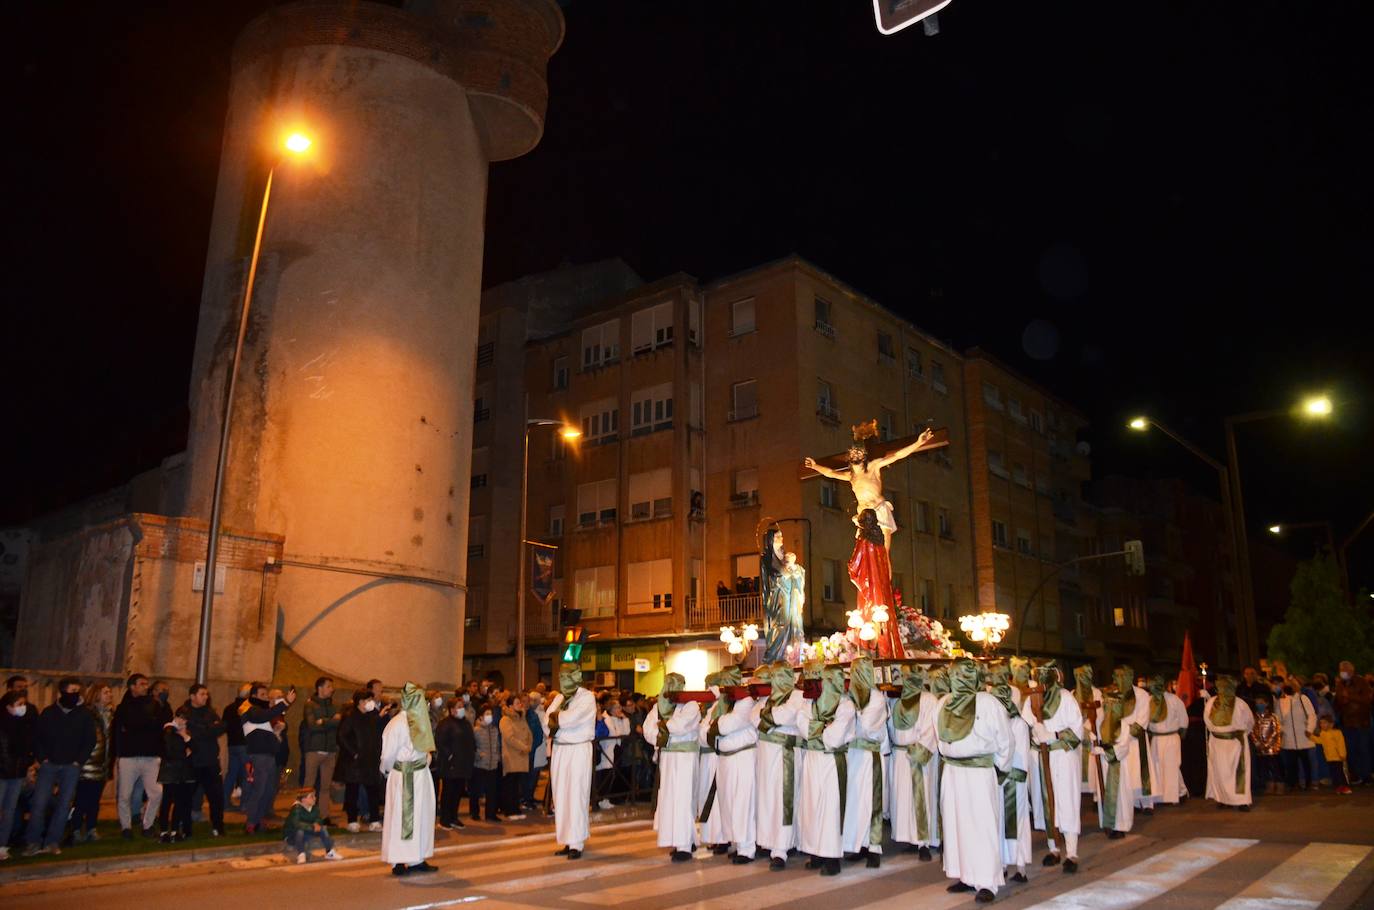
[542,733,658,813]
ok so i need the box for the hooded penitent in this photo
[892,663,927,731]
[937,658,982,742]
[987,666,1019,718]
[1147,676,1168,724]
[656,673,687,747]
[929,665,951,696]
[806,663,844,746]
[1035,661,1064,716]
[849,656,875,710]
[1210,675,1237,726]
[401,682,435,753]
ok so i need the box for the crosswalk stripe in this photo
[333,839,660,880]
[848,878,985,910]
[1213,842,1372,910]
[480,848,675,894]
[564,858,766,904]
[684,854,925,910]
[1019,837,1259,909]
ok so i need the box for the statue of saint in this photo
[803,423,936,551]
[759,526,792,663]
[780,551,807,656]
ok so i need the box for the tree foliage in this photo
[1266,553,1374,676]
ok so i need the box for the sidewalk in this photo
[0,784,651,885]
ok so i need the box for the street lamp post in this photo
[195,131,313,685]
[516,418,580,691]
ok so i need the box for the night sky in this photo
[8,1,1373,589]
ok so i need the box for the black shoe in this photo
[671,850,693,863]
[1108,830,1126,839]
[392,863,408,876]
[919,846,932,862]
[866,853,881,869]
[141,827,157,839]
[732,854,755,865]
[975,889,996,903]
[770,857,786,871]
[1011,871,1028,883]
[947,882,974,893]
[1063,859,1079,874]
[121,828,133,841]
[821,858,841,876]
[712,844,729,855]
[567,849,582,860]
[844,851,864,863]
[1216,802,1228,810]
[1138,807,1153,816]
[1043,853,1061,867]
[904,844,920,853]
[1239,804,1251,812]
[806,856,824,870]
[159,832,172,844]
[411,861,437,874]
[555,846,572,856]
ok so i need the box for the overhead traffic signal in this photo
[562,626,587,663]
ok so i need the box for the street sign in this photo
[634,658,651,673]
[872,0,952,35]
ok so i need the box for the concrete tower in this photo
[183,0,563,685]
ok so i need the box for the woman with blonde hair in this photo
[72,681,114,842]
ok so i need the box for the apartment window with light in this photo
[574,565,616,618]
[580,397,619,444]
[730,379,758,421]
[983,382,1003,410]
[548,504,565,537]
[580,319,620,369]
[733,554,760,591]
[629,468,671,521]
[630,301,674,354]
[732,468,759,506]
[730,298,756,336]
[906,347,924,379]
[820,479,840,509]
[992,520,1009,548]
[631,382,673,435]
[627,558,673,614]
[552,356,569,391]
[576,478,618,528]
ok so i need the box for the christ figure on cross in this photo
[803,422,937,551]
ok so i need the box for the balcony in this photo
[728,404,759,422]
[814,320,836,339]
[686,593,763,632]
[729,490,760,508]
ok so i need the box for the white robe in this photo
[888,692,941,848]
[938,692,1014,894]
[1022,690,1084,840]
[644,701,701,852]
[1095,712,1134,832]
[1147,692,1189,804]
[755,690,805,859]
[1121,685,1160,810]
[378,713,435,867]
[695,711,726,847]
[1204,697,1254,807]
[797,699,856,859]
[1002,713,1032,868]
[1077,685,1104,798]
[842,691,889,854]
[548,687,596,850]
[713,695,759,857]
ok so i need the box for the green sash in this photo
[904,743,933,842]
[661,741,699,753]
[1002,767,1027,839]
[1131,724,1153,796]
[852,738,883,846]
[759,731,798,826]
[1100,748,1122,830]
[1210,730,1248,794]
[942,753,995,769]
[393,758,428,841]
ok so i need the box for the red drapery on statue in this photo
[847,536,905,659]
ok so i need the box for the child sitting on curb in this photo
[285,787,342,864]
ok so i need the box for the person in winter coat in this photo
[1,690,36,861]
[470,702,502,821]
[222,683,251,809]
[112,673,169,837]
[434,697,475,829]
[240,683,296,833]
[185,684,226,835]
[156,707,196,842]
[500,696,534,820]
[71,682,114,844]
[302,678,342,823]
[336,689,385,832]
[24,677,97,856]
[284,787,342,864]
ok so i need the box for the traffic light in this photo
[1124,539,1145,576]
[562,626,586,663]
[559,606,582,629]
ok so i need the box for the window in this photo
[1016,528,1033,555]
[914,500,931,533]
[730,379,758,421]
[575,565,616,618]
[471,446,489,489]
[631,382,674,435]
[580,319,620,369]
[879,408,896,441]
[992,520,1009,549]
[1009,396,1025,422]
[944,584,956,619]
[730,298,756,336]
[580,397,619,444]
[877,330,895,363]
[628,468,671,520]
[731,468,759,506]
[931,361,948,392]
[1029,410,1043,433]
[906,347,924,379]
[1113,603,1126,627]
[938,507,953,539]
[552,356,569,391]
[734,554,760,591]
[822,560,841,602]
[576,479,618,528]
[550,431,569,461]
[473,383,491,423]
[631,301,674,354]
[920,579,935,613]
[688,298,701,346]
[820,479,840,509]
[983,382,1003,410]
[817,379,836,420]
[467,515,487,559]
[1012,462,1029,487]
[627,558,673,613]
[475,342,494,367]
[988,450,1008,478]
[814,297,835,337]
[548,505,565,537]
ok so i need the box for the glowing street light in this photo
[516,418,580,689]
[1128,417,1149,431]
[959,612,1011,656]
[1269,525,1283,534]
[1303,396,1333,417]
[283,132,313,154]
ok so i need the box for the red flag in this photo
[1176,631,1199,707]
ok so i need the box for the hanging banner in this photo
[531,549,555,603]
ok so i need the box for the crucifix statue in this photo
[801,421,948,551]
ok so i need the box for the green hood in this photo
[1114,666,1136,717]
[1035,660,1064,716]
[1074,664,1095,705]
[806,666,844,744]
[559,664,583,700]
[401,682,435,753]
[937,658,982,743]
[987,666,1019,718]
[1147,675,1168,723]
[929,666,951,696]
[892,663,926,731]
[849,656,875,710]
[1210,675,1237,726]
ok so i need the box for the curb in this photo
[0,805,651,886]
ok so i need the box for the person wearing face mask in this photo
[470,701,503,822]
[112,673,166,839]
[337,689,386,833]
[23,677,96,856]
[1334,661,1372,785]
[434,697,474,830]
[523,691,547,812]
[1,691,37,861]
[500,696,533,820]
[156,707,196,842]
[1275,676,1317,791]
[222,682,252,809]
[71,682,114,844]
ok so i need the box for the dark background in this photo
[7,1,1372,590]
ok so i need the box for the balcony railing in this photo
[728,404,759,422]
[814,320,836,339]
[685,593,764,631]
